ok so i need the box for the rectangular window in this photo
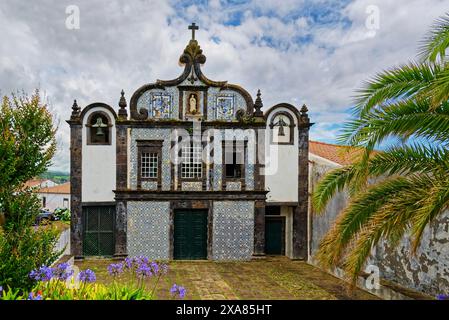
[42,196,46,208]
[223,141,245,179]
[225,151,243,178]
[181,144,202,179]
[137,140,163,189]
[141,152,158,178]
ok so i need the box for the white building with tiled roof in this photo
[36,182,71,212]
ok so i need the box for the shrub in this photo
[53,208,70,221]
[0,91,58,292]
[0,191,60,291]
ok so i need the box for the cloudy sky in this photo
[0,0,447,172]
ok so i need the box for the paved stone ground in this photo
[76,256,378,300]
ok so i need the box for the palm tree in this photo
[312,13,449,282]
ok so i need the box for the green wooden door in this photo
[265,218,284,255]
[83,206,115,256]
[174,210,208,260]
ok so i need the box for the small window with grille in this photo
[181,144,202,179]
[141,152,158,178]
[137,140,163,189]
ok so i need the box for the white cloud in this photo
[0,0,447,171]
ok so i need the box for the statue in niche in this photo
[189,93,198,114]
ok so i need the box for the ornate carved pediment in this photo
[129,23,255,121]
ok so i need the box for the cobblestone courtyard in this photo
[76,257,378,300]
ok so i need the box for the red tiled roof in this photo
[309,140,368,165]
[37,182,70,194]
[23,179,49,189]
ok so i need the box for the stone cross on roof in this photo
[188,22,199,40]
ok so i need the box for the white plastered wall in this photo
[264,107,299,203]
[81,107,116,202]
[280,206,293,258]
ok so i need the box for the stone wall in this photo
[127,201,170,259]
[374,212,449,295]
[212,201,254,260]
[309,159,449,297]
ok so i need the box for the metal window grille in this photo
[141,152,158,178]
[181,144,202,178]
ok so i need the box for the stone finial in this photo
[71,99,80,119]
[300,104,310,125]
[118,89,128,118]
[254,89,263,117]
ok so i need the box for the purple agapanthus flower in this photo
[124,257,133,269]
[53,263,74,281]
[108,263,124,277]
[150,262,159,274]
[178,287,186,299]
[136,263,152,278]
[27,292,43,300]
[436,294,449,300]
[78,269,96,283]
[170,284,186,299]
[123,256,153,272]
[29,265,53,282]
[135,256,149,265]
[0,286,3,297]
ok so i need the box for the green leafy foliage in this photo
[0,91,59,292]
[312,13,449,281]
[54,208,71,221]
[39,171,69,184]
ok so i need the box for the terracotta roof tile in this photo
[37,182,70,194]
[23,179,50,189]
[309,140,368,165]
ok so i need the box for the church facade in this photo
[67,25,311,261]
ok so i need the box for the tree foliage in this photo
[312,13,449,282]
[0,91,59,291]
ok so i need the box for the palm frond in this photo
[314,13,449,285]
[367,144,449,176]
[312,165,357,214]
[428,63,449,108]
[353,62,438,116]
[410,178,449,252]
[338,174,434,280]
[419,13,449,62]
[315,176,413,269]
[341,102,449,148]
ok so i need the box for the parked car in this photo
[35,209,58,225]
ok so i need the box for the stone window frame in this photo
[222,140,247,190]
[269,111,295,145]
[85,111,113,145]
[137,140,163,190]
